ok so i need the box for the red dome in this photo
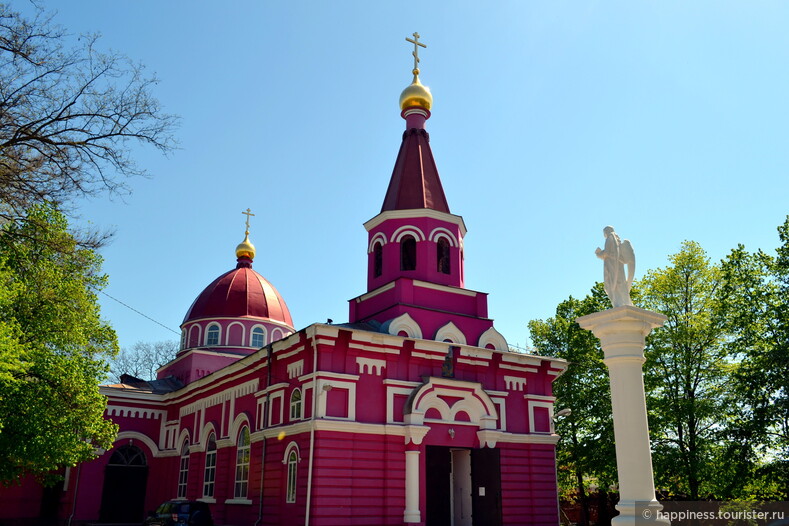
[183,258,294,327]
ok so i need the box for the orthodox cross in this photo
[405,32,426,72]
[242,208,255,234]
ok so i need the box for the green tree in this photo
[528,283,617,522]
[639,241,737,499]
[0,205,118,484]
[717,219,789,499]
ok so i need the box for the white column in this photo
[404,449,421,523]
[577,305,670,526]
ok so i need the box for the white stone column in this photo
[576,305,670,526]
[404,449,421,523]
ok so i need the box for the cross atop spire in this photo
[242,208,255,235]
[405,32,427,74]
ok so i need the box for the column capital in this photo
[577,306,666,361]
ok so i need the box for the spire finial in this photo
[400,32,433,113]
[405,32,427,78]
[242,207,255,235]
[236,208,256,262]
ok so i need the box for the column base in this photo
[403,510,421,523]
[613,499,670,526]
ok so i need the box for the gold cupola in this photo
[236,208,256,260]
[399,32,432,111]
[235,233,255,260]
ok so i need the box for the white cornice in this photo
[364,209,467,237]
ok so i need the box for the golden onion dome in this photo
[399,70,432,111]
[235,233,256,259]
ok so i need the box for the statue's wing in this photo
[620,239,636,286]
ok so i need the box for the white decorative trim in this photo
[391,225,426,242]
[357,357,386,375]
[491,397,507,431]
[364,209,467,238]
[354,282,396,303]
[428,227,459,247]
[477,429,561,447]
[406,378,498,430]
[501,353,543,367]
[249,324,267,347]
[404,425,431,445]
[434,321,467,345]
[106,405,166,420]
[387,313,422,339]
[387,386,417,423]
[177,428,191,453]
[504,376,527,391]
[287,359,304,379]
[114,431,161,458]
[224,498,253,505]
[225,321,246,346]
[229,414,251,444]
[282,441,302,464]
[478,327,508,351]
[204,322,222,346]
[316,378,356,421]
[528,401,555,434]
[412,280,478,297]
[367,232,388,253]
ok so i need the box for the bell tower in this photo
[349,34,504,350]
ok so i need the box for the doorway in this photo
[99,444,148,523]
[425,446,502,526]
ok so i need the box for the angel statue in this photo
[595,226,635,308]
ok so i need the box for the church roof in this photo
[380,126,450,213]
[182,256,294,328]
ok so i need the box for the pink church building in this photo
[1,49,567,526]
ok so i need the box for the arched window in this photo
[373,242,383,277]
[203,434,217,497]
[234,427,251,498]
[437,238,450,274]
[177,441,190,498]
[290,389,302,421]
[287,450,298,503]
[400,235,416,271]
[108,444,146,466]
[206,324,220,346]
[180,329,187,350]
[251,326,265,348]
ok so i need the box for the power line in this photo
[97,288,180,335]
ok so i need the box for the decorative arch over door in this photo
[99,444,149,523]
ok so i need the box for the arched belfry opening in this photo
[99,444,148,523]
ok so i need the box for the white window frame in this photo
[287,450,298,503]
[234,427,251,499]
[251,326,266,348]
[177,440,190,498]
[203,434,217,497]
[205,324,220,346]
[289,388,302,421]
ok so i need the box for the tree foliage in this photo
[0,2,177,244]
[0,205,118,484]
[108,340,178,383]
[528,283,617,499]
[639,241,734,499]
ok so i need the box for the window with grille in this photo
[234,427,251,498]
[203,434,217,497]
[177,441,190,498]
[286,450,298,503]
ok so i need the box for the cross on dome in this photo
[242,207,255,235]
[405,32,426,75]
[235,208,256,262]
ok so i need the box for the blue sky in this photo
[19,1,789,351]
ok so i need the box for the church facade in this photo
[1,43,567,526]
